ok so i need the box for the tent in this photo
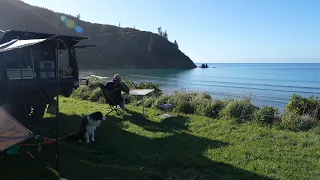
[0,106,33,152]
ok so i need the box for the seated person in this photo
[112,74,130,110]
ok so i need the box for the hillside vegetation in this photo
[0,0,196,69]
[72,77,320,132]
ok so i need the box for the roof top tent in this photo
[0,30,95,122]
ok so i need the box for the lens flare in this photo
[59,16,83,33]
[75,25,83,33]
[60,16,67,22]
[65,19,76,28]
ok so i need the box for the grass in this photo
[1,97,320,180]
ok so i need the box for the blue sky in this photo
[23,0,320,63]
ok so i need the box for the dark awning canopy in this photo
[0,30,88,50]
[0,39,47,53]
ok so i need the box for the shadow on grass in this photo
[1,113,275,180]
[125,109,189,133]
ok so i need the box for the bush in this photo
[123,77,136,89]
[144,98,154,108]
[88,88,103,102]
[191,97,225,118]
[71,86,91,100]
[211,100,227,118]
[174,100,194,114]
[167,92,193,105]
[280,112,316,131]
[196,93,212,100]
[97,96,106,104]
[222,100,256,123]
[87,77,102,90]
[155,95,171,107]
[154,92,195,114]
[254,106,279,125]
[286,94,319,119]
[299,115,317,131]
[193,99,212,118]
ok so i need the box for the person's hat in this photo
[113,74,121,80]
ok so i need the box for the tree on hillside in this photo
[148,34,154,53]
[174,40,179,48]
[163,30,168,40]
[76,13,80,20]
[158,27,163,37]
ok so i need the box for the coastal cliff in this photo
[0,0,197,69]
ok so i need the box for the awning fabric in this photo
[0,38,47,53]
[0,107,33,152]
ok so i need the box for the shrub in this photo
[144,98,154,108]
[167,92,195,114]
[155,95,171,107]
[196,93,212,100]
[222,99,256,123]
[174,100,194,114]
[88,88,103,102]
[87,77,102,90]
[167,92,193,105]
[191,97,225,118]
[280,112,316,131]
[71,86,91,100]
[97,96,106,104]
[211,100,227,118]
[123,77,136,89]
[286,94,319,119]
[253,106,279,125]
[299,115,317,131]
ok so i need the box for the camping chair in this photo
[99,82,126,119]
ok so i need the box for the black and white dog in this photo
[78,112,106,143]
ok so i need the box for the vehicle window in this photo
[2,47,33,69]
[32,47,56,62]
[3,49,22,69]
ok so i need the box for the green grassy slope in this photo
[1,97,319,180]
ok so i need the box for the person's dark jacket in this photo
[113,79,130,93]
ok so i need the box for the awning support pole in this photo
[55,36,60,172]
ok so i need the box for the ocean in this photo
[81,63,320,110]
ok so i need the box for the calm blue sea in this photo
[81,63,320,110]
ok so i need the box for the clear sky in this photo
[23,0,320,63]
